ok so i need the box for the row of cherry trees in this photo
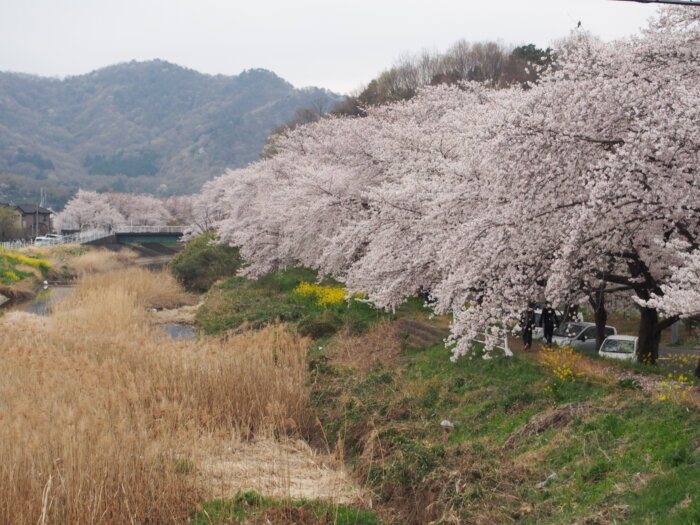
[195,7,698,363]
[55,190,194,231]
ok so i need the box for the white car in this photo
[34,234,63,246]
[598,335,638,361]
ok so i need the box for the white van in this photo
[34,234,63,246]
[598,335,638,361]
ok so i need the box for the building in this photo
[14,204,53,238]
[0,203,54,240]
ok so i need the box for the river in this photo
[15,284,196,340]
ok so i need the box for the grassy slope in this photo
[192,491,382,525]
[195,267,388,337]
[0,248,56,302]
[0,250,51,285]
[192,267,700,524]
[0,245,141,301]
[312,342,700,524]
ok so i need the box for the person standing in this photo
[540,301,560,345]
[520,304,536,351]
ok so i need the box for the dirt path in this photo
[521,342,700,410]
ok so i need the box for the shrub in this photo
[169,232,242,292]
[297,310,343,339]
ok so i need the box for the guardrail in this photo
[0,239,32,250]
[471,326,513,358]
[0,225,185,250]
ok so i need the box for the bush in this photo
[195,267,386,338]
[169,232,242,292]
[297,310,343,339]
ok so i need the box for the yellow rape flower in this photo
[293,281,347,306]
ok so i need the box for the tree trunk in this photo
[695,357,700,380]
[637,307,661,365]
[594,301,608,353]
[589,292,607,353]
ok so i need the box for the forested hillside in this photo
[0,60,342,206]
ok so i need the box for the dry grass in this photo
[0,268,314,524]
[324,321,404,371]
[74,266,192,309]
[17,244,84,261]
[151,301,202,324]
[16,245,142,282]
[69,247,140,275]
[198,436,368,505]
[503,402,607,449]
[0,279,35,301]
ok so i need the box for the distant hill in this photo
[0,60,343,207]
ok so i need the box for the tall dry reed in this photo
[69,247,139,275]
[0,267,310,524]
[75,266,190,309]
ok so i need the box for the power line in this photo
[612,0,700,5]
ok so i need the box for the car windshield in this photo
[601,339,635,354]
[553,322,585,338]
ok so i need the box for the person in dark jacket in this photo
[520,304,536,351]
[540,301,560,345]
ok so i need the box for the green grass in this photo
[185,266,700,523]
[588,350,700,384]
[0,250,51,284]
[195,266,387,337]
[310,339,700,524]
[191,491,383,525]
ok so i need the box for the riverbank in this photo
[0,265,372,524]
[4,239,699,523]
[186,264,700,524]
[0,243,181,312]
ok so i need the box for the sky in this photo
[0,0,660,95]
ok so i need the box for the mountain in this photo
[0,60,343,206]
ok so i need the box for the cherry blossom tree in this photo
[104,193,173,226]
[55,190,125,231]
[642,249,700,319]
[163,195,196,225]
[489,7,700,362]
[198,7,698,364]
[56,190,175,231]
[416,8,699,362]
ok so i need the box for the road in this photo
[658,346,700,377]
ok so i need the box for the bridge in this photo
[0,225,186,250]
[89,225,186,246]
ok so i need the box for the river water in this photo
[16,285,196,340]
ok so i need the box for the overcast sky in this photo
[0,0,659,95]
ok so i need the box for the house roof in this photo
[15,204,52,215]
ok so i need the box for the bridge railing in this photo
[114,225,185,234]
[0,225,184,250]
